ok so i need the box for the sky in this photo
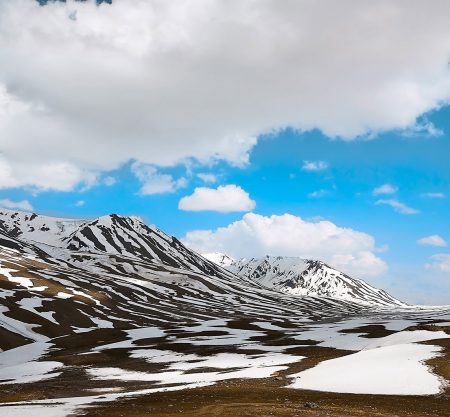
[0,0,449,304]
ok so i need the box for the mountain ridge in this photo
[0,209,404,308]
[204,253,405,306]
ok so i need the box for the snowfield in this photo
[289,343,445,395]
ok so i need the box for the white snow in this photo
[93,326,165,351]
[289,343,444,395]
[0,361,62,385]
[1,264,34,288]
[56,292,73,299]
[363,330,450,349]
[0,305,49,342]
[0,342,62,385]
[89,351,303,387]
[291,320,450,351]
[253,321,286,331]
[202,252,235,267]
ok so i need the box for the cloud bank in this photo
[183,213,387,279]
[1,0,450,190]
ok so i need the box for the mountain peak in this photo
[202,252,235,267]
[215,254,405,307]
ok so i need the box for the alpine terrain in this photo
[205,254,406,306]
[0,210,449,417]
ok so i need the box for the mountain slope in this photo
[0,213,380,352]
[0,210,234,280]
[0,209,84,247]
[209,254,405,306]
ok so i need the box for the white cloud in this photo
[401,120,443,138]
[183,212,387,279]
[132,163,187,195]
[103,176,116,187]
[375,244,389,253]
[1,1,450,190]
[0,198,33,211]
[417,235,447,247]
[425,254,450,272]
[308,189,329,198]
[179,185,255,213]
[0,156,97,192]
[373,183,397,196]
[420,192,445,198]
[75,200,85,207]
[375,199,419,215]
[197,173,217,184]
[302,161,328,172]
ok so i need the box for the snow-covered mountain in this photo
[0,209,84,247]
[0,210,231,279]
[62,214,232,277]
[1,210,449,415]
[0,211,379,351]
[205,254,405,306]
[0,210,405,307]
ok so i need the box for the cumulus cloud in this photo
[75,200,85,207]
[425,254,450,272]
[373,183,397,196]
[179,185,255,213]
[375,199,419,215]
[417,235,447,247]
[1,0,450,190]
[302,161,328,172]
[0,198,33,211]
[132,163,187,195]
[183,213,387,278]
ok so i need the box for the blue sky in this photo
[1,0,450,304]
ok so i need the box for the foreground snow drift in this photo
[289,343,444,395]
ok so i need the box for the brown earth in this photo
[79,338,449,417]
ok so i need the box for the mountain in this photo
[0,209,84,247]
[0,211,373,349]
[0,209,232,278]
[0,210,405,352]
[1,210,449,415]
[0,210,401,308]
[205,254,405,306]
[62,214,234,278]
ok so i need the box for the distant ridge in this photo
[204,253,405,306]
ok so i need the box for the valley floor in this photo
[1,316,449,417]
